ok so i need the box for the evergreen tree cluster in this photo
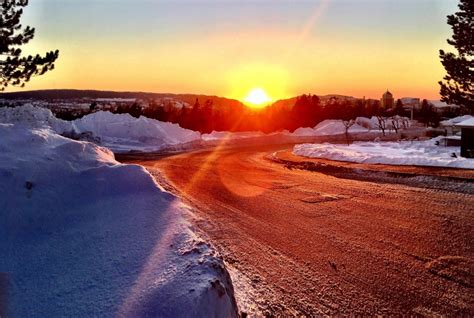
[439,0,473,113]
[0,0,59,91]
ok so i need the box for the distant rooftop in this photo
[440,115,472,127]
[455,117,474,128]
[429,100,460,108]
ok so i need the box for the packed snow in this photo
[0,105,201,153]
[0,121,237,316]
[293,138,474,169]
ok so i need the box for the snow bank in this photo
[313,119,367,135]
[0,105,201,153]
[356,116,379,130]
[293,117,410,137]
[440,115,473,127]
[71,111,201,153]
[0,103,70,132]
[0,123,237,316]
[293,138,474,169]
[292,127,320,136]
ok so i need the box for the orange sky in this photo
[7,0,459,101]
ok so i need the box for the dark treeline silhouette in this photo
[439,0,473,114]
[0,91,453,132]
[119,94,449,133]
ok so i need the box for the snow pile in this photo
[293,138,474,169]
[440,115,473,127]
[292,127,320,136]
[70,111,201,152]
[0,105,201,153]
[356,116,379,130]
[303,119,368,136]
[292,119,390,137]
[0,123,237,316]
[0,103,71,132]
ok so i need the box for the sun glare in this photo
[243,88,272,108]
[226,63,289,108]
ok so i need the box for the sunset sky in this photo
[13,0,458,101]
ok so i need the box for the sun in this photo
[243,88,272,108]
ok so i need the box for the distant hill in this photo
[0,89,360,110]
[0,89,245,109]
[0,89,155,100]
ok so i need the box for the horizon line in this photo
[0,88,442,102]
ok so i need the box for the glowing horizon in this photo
[5,0,459,101]
[243,88,272,107]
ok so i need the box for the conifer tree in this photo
[439,0,473,113]
[1,0,59,91]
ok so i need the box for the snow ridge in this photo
[0,112,238,316]
[0,105,201,153]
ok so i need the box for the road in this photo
[124,144,474,316]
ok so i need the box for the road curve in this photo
[125,144,474,316]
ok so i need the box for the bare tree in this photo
[376,116,387,136]
[390,116,403,135]
[342,119,355,145]
[401,117,410,129]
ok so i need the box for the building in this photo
[428,100,460,114]
[381,90,394,109]
[455,117,474,158]
[440,115,471,135]
[400,97,421,120]
[400,97,421,110]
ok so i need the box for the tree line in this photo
[112,95,450,134]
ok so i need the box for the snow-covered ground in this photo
[0,113,237,316]
[0,105,201,153]
[293,138,474,169]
